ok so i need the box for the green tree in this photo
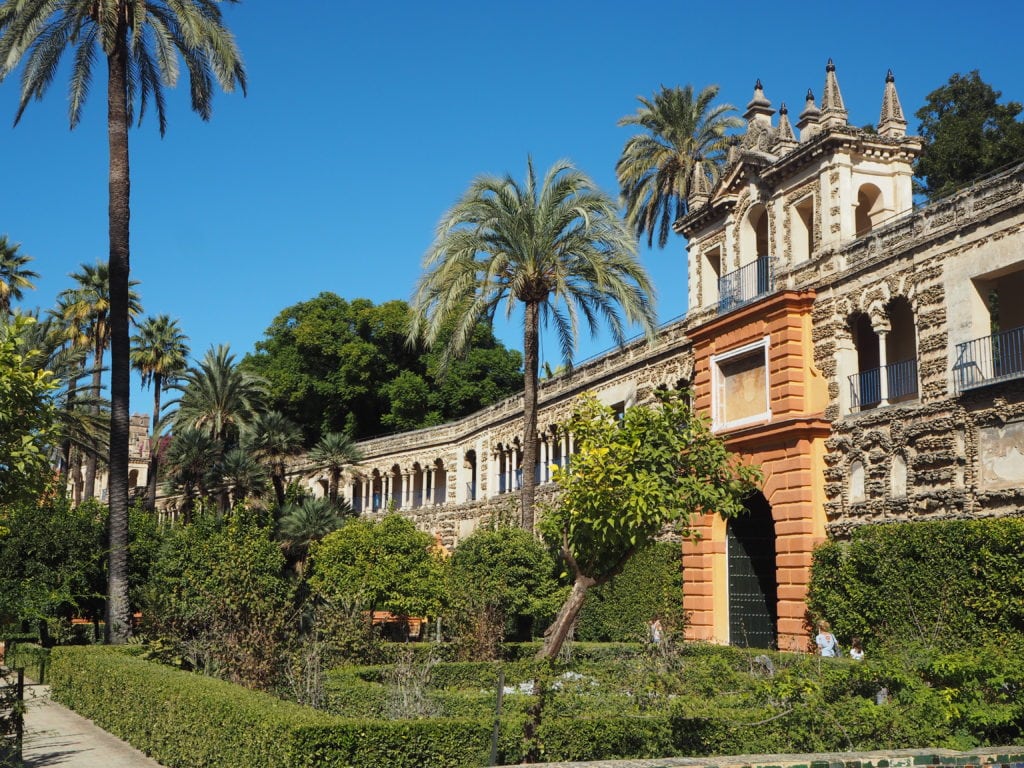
[308,514,444,618]
[131,315,189,511]
[410,158,657,531]
[161,427,222,522]
[915,71,1024,199]
[616,84,741,248]
[219,447,268,507]
[277,497,349,574]
[308,432,363,505]
[243,294,523,441]
[0,0,246,644]
[0,315,58,509]
[447,526,561,655]
[245,410,303,507]
[174,345,267,445]
[0,235,37,316]
[537,390,760,659]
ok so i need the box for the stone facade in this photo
[289,62,1024,652]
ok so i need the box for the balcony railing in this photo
[848,358,919,411]
[954,325,1024,393]
[719,256,774,314]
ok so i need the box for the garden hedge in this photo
[808,518,1024,650]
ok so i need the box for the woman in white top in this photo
[815,620,838,657]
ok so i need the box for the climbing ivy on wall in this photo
[808,518,1024,651]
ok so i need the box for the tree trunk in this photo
[520,300,540,532]
[146,373,162,511]
[83,341,103,499]
[329,468,339,504]
[272,470,286,507]
[536,574,596,660]
[105,25,133,645]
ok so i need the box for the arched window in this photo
[742,203,770,263]
[884,297,919,404]
[791,196,814,264]
[855,184,884,236]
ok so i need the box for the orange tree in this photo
[537,389,759,659]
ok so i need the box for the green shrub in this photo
[5,642,48,681]
[574,541,685,642]
[809,518,1024,651]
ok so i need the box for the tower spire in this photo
[797,88,821,142]
[687,160,712,210]
[820,58,848,129]
[744,79,775,127]
[775,102,798,151]
[878,69,907,138]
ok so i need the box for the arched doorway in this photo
[727,491,778,648]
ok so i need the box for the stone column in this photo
[877,328,890,406]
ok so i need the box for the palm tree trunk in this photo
[83,341,103,499]
[105,26,133,645]
[329,468,339,504]
[520,300,540,531]
[536,574,596,659]
[146,373,162,511]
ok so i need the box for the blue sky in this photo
[4,0,1023,411]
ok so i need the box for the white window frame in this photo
[710,335,772,432]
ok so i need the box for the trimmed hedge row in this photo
[50,646,503,767]
[809,518,1024,650]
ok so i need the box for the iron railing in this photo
[719,256,775,313]
[954,325,1024,393]
[848,358,919,411]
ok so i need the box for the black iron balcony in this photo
[719,256,775,313]
[848,358,919,411]
[954,325,1024,393]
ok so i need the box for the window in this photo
[791,196,814,264]
[711,337,771,431]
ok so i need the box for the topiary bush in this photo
[574,541,685,642]
[808,518,1024,651]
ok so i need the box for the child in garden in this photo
[849,637,864,660]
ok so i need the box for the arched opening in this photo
[850,312,881,410]
[433,458,447,504]
[128,469,139,489]
[701,245,723,308]
[411,462,424,508]
[371,470,382,512]
[742,203,770,264]
[885,297,919,403]
[495,443,509,494]
[855,183,884,236]
[791,196,814,264]
[727,491,778,648]
[351,478,363,512]
[390,465,403,510]
[317,478,330,498]
[463,449,477,502]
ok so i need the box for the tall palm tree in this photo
[309,432,363,505]
[58,262,140,500]
[0,0,246,644]
[0,236,38,315]
[131,315,189,511]
[616,84,742,249]
[173,345,266,446]
[245,410,303,507]
[409,158,657,532]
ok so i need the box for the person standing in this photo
[649,616,663,645]
[815,620,839,657]
[849,637,865,660]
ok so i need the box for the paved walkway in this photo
[20,685,166,768]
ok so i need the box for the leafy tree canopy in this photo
[242,293,522,442]
[537,390,760,658]
[307,514,445,617]
[0,315,58,509]
[915,70,1024,199]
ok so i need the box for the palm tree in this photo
[0,0,245,644]
[219,446,268,507]
[616,84,742,249]
[245,410,303,507]
[277,497,349,574]
[308,432,363,505]
[409,158,657,531]
[131,315,189,511]
[173,345,266,446]
[58,262,140,500]
[0,236,38,315]
[161,427,222,523]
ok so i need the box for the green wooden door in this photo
[727,492,778,648]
